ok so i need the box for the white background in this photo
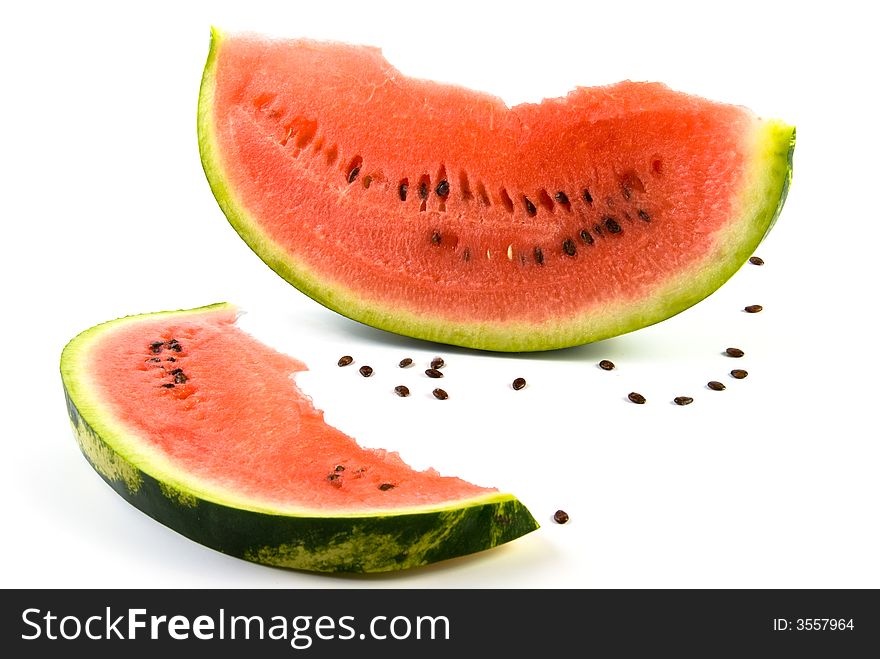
[1,0,878,589]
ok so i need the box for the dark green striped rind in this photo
[63,385,538,573]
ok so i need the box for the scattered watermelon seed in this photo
[335,465,345,472]
[398,357,413,368]
[160,383,175,389]
[166,357,176,362]
[562,238,577,257]
[170,368,183,375]
[579,229,594,245]
[168,344,182,353]
[524,197,537,216]
[726,347,745,358]
[555,191,569,204]
[598,360,615,371]
[398,181,408,201]
[147,357,161,363]
[347,166,360,184]
[731,369,748,379]
[174,372,188,385]
[394,385,410,397]
[534,246,544,265]
[553,510,570,524]
[431,357,445,369]
[327,473,340,481]
[512,377,527,390]
[337,355,353,367]
[378,483,395,491]
[431,231,442,245]
[604,217,622,234]
[359,365,373,377]
[744,304,763,313]
[707,381,726,391]
[425,368,443,379]
[749,256,764,266]
[432,388,448,400]
[435,180,449,197]
[628,392,646,404]
[462,247,471,262]
[582,189,593,205]
[419,181,429,199]
[638,209,651,222]
[673,396,694,406]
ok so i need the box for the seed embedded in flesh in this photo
[512,377,527,391]
[335,465,345,472]
[378,483,395,491]
[432,388,449,400]
[673,396,694,406]
[534,247,544,265]
[160,383,175,389]
[744,304,763,313]
[524,197,537,216]
[419,181,429,199]
[730,369,749,379]
[579,229,594,245]
[168,343,182,353]
[582,189,593,204]
[359,365,373,377]
[555,191,569,204]
[399,357,413,368]
[166,357,176,362]
[398,182,408,201]
[337,355,353,367]
[394,385,410,397]
[174,372,188,384]
[425,368,443,378]
[749,256,764,266]
[553,510,570,524]
[146,357,161,363]
[431,231,442,245]
[435,180,449,197]
[431,357,445,369]
[638,209,651,222]
[562,239,577,256]
[707,381,726,391]
[726,347,745,358]
[604,217,622,233]
[628,392,646,404]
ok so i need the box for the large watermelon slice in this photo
[198,29,794,352]
[60,303,537,572]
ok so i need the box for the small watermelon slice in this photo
[60,303,537,572]
[198,29,794,352]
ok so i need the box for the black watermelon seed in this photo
[582,189,593,204]
[553,510,570,524]
[598,360,615,371]
[168,344,182,352]
[347,166,360,183]
[725,347,745,358]
[378,483,395,491]
[432,388,448,400]
[419,181,429,199]
[744,305,763,313]
[174,372,188,385]
[398,182,408,201]
[604,217,622,233]
[730,369,749,379]
[399,357,413,368]
[166,357,176,362]
[160,383,175,389]
[638,209,651,222]
[562,239,577,256]
[338,355,353,367]
[170,368,183,375]
[579,229,594,245]
[593,223,603,236]
[673,396,694,406]
[394,385,410,397]
[462,247,471,262]
[524,197,537,216]
[335,465,345,472]
[147,357,161,363]
[359,365,373,377]
[435,180,449,197]
[326,473,341,481]
[150,346,162,354]
[749,256,764,266]
[431,231,442,245]
[554,191,569,204]
[512,377,527,390]
[431,357,445,369]
[425,368,444,379]
[534,246,544,265]
[628,392,646,404]
[707,381,726,391]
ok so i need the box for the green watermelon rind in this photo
[198,28,795,352]
[60,303,538,573]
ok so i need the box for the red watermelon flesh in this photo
[199,29,794,351]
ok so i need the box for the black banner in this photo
[2,589,877,656]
